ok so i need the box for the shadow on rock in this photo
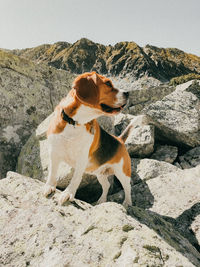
[127,206,200,267]
[163,203,200,253]
[108,170,154,210]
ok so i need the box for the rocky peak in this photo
[11,38,200,82]
[144,45,200,79]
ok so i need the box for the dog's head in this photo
[73,72,129,115]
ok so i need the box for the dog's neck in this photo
[72,104,102,124]
[61,109,77,126]
[62,91,102,125]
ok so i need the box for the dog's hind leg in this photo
[114,163,132,207]
[96,174,111,204]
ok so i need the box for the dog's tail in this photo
[119,123,134,143]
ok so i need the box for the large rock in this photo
[111,159,200,253]
[127,83,176,115]
[96,116,115,135]
[144,164,200,216]
[130,159,179,208]
[1,172,200,266]
[130,160,200,251]
[128,160,200,219]
[146,164,200,251]
[143,80,200,147]
[0,49,74,178]
[114,114,150,136]
[114,113,135,136]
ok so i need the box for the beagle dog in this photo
[43,72,132,206]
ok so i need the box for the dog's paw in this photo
[122,200,132,209]
[97,196,107,205]
[59,189,74,205]
[43,184,56,197]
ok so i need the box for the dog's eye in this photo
[105,81,113,88]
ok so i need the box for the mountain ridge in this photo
[11,38,200,82]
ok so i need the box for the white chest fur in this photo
[48,124,94,167]
[72,104,102,124]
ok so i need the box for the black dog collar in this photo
[61,110,77,126]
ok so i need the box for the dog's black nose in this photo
[123,92,129,99]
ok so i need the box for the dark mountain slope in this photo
[12,38,200,81]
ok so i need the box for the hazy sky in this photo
[0,0,199,55]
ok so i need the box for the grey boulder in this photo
[0,49,74,178]
[143,80,200,147]
[125,125,155,157]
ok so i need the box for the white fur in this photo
[90,160,132,206]
[44,124,132,205]
[43,124,94,201]
[113,159,132,206]
[72,104,102,124]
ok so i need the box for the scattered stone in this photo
[179,146,200,169]
[150,145,178,163]
[125,125,155,157]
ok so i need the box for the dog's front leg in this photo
[43,151,60,197]
[59,156,88,205]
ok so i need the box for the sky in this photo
[0,0,199,55]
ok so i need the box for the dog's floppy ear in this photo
[73,73,99,105]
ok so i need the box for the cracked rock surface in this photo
[1,172,200,267]
[0,49,74,178]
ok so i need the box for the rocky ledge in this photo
[1,170,200,267]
